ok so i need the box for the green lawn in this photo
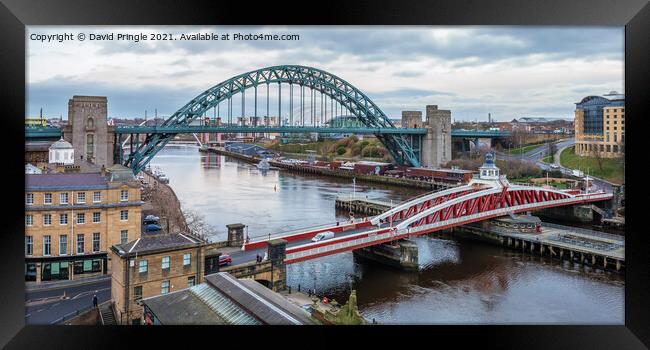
[560,146,624,184]
[504,143,546,155]
[541,155,553,163]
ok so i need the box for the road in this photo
[496,137,613,194]
[25,278,111,324]
[228,221,383,266]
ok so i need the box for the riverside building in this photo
[24,164,143,283]
[109,232,223,325]
[574,91,625,158]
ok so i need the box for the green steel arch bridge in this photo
[25,65,510,174]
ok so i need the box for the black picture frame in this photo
[1,0,648,348]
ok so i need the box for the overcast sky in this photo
[27,26,624,122]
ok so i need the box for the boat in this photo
[256,158,271,170]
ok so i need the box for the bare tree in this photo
[591,144,605,172]
[182,208,218,242]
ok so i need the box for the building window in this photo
[25,236,33,255]
[120,210,128,221]
[43,213,52,226]
[183,253,191,266]
[76,234,84,254]
[188,276,196,287]
[59,213,68,225]
[93,212,101,223]
[60,235,68,255]
[134,286,143,301]
[86,133,94,160]
[26,193,33,205]
[43,235,51,256]
[77,213,85,224]
[92,233,100,252]
[139,260,148,273]
[77,192,86,204]
[93,191,101,203]
[44,193,52,205]
[120,190,129,202]
[161,280,170,294]
[60,193,69,205]
[25,215,33,226]
[162,256,170,270]
[120,230,128,244]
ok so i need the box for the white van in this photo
[311,231,335,242]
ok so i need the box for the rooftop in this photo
[26,172,108,191]
[113,232,201,257]
[143,289,228,325]
[142,272,313,325]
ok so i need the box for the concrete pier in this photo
[353,239,419,271]
[456,223,625,272]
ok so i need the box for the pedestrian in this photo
[92,294,98,308]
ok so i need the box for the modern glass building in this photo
[574,91,625,158]
[576,91,624,135]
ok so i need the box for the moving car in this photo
[550,164,560,169]
[311,231,335,242]
[219,254,232,266]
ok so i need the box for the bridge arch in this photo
[124,65,420,173]
[396,186,574,230]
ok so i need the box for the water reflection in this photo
[152,145,624,324]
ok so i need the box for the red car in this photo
[219,254,232,266]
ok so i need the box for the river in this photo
[149,145,624,324]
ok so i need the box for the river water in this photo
[150,145,624,324]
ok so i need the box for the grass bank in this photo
[559,146,624,184]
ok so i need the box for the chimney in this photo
[100,165,106,177]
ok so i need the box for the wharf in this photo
[200,146,456,191]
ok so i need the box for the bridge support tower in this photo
[402,105,451,168]
[227,223,246,247]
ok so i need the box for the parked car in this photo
[145,224,162,232]
[219,254,232,266]
[550,164,560,169]
[311,231,335,242]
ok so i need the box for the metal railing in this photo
[246,218,367,243]
[542,222,624,243]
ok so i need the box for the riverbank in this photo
[201,147,456,191]
[141,170,189,233]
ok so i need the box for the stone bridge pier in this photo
[352,239,419,271]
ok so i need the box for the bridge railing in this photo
[245,218,368,243]
[542,222,624,243]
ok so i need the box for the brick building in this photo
[109,233,223,325]
[62,95,115,167]
[24,165,143,283]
